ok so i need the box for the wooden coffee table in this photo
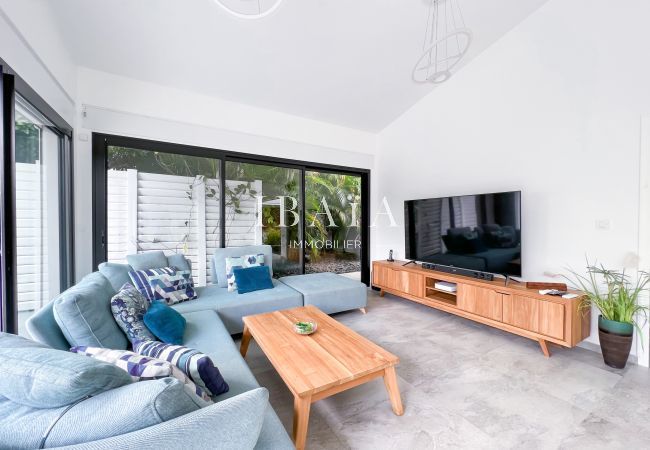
[240,305,403,450]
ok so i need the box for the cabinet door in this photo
[373,265,423,297]
[395,271,423,297]
[502,294,539,333]
[372,264,385,286]
[538,300,565,340]
[373,264,395,288]
[457,284,503,321]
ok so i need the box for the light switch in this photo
[595,219,611,230]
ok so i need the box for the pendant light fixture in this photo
[213,0,285,20]
[412,0,472,84]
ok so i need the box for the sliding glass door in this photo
[225,161,303,277]
[0,61,74,334]
[305,171,362,279]
[104,145,221,286]
[0,65,11,332]
[14,96,65,334]
[93,135,370,285]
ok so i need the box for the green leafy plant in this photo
[566,260,650,336]
[264,227,281,247]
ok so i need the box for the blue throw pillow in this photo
[233,266,274,294]
[143,301,186,345]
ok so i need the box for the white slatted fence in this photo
[106,170,262,286]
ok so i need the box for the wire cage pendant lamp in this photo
[213,0,285,20]
[412,0,472,84]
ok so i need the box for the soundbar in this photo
[421,262,494,281]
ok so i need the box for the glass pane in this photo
[15,96,62,335]
[106,147,221,286]
[225,162,302,277]
[305,171,362,279]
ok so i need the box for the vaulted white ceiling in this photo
[49,0,547,131]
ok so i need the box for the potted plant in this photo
[567,262,649,369]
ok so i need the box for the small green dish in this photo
[293,321,317,335]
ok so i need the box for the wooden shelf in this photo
[425,286,457,296]
[424,292,457,306]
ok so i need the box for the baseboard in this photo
[578,340,638,365]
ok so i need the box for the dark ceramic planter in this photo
[598,315,633,369]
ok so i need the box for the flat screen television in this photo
[404,191,522,277]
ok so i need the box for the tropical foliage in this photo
[108,148,362,261]
[304,171,361,258]
[15,121,41,164]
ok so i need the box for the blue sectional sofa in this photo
[13,245,367,449]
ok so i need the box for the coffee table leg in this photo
[383,366,404,416]
[293,395,312,450]
[240,324,252,357]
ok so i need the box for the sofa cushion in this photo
[25,300,71,351]
[255,406,295,450]
[134,340,229,397]
[181,311,294,449]
[70,346,212,405]
[0,333,132,408]
[52,272,129,350]
[98,261,133,292]
[234,265,274,294]
[226,254,266,292]
[167,253,192,271]
[212,245,274,288]
[110,283,156,344]
[127,250,168,271]
[0,377,201,449]
[129,267,197,305]
[279,272,368,315]
[173,280,303,334]
[181,311,259,401]
[144,301,187,345]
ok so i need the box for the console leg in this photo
[379,289,385,297]
[538,339,551,358]
[359,307,367,314]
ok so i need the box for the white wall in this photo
[376,0,650,363]
[0,0,76,123]
[74,68,377,279]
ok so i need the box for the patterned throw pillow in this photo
[70,346,212,405]
[134,340,229,397]
[110,283,156,344]
[225,254,265,292]
[129,267,196,305]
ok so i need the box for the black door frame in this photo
[92,133,371,285]
[0,58,75,333]
[1,67,17,333]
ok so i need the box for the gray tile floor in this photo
[239,290,650,449]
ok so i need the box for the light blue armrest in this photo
[51,388,269,450]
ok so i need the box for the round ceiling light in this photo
[412,0,473,84]
[213,0,285,20]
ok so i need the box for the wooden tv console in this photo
[372,261,590,357]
